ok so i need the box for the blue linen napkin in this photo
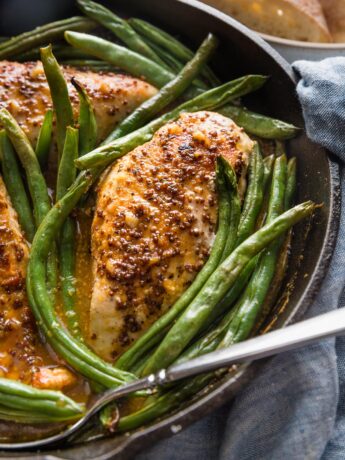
[136,57,345,460]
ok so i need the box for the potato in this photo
[202,0,332,42]
[320,0,345,42]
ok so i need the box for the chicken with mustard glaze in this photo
[90,111,254,361]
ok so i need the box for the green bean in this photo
[204,155,273,327]
[285,157,297,210]
[72,79,98,156]
[56,127,81,339]
[65,31,176,88]
[30,278,131,388]
[26,167,137,388]
[266,155,288,222]
[220,159,241,262]
[127,159,237,373]
[14,44,95,62]
[0,17,95,60]
[116,260,255,431]
[116,162,239,373]
[252,157,297,334]
[204,256,257,328]
[41,45,74,157]
[63,59,119,71]
[142,200,315,374]
[128,18,220,87]
[0,109,59,292]
[77,0,167,67]
[115,157,233,371]
[220,155,287,348]
[78,75,267,169]
[149,155,271,359]
[175,309,238,366]
[218,105,300,140]
[2,393,80,418]
[142,36,185,72]
[254,154,275,231]
[117,160,293,427]
[0,130,35,241]
[236,144,265,245]
[0,406,81,424]
[35,109,53,168]
[0,109,51,226]
[104,33,218,144]
[59,219,80,337]
[0,378,84,420]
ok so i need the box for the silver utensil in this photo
[1,307,343,451]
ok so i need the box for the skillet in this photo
[0,0,341,458]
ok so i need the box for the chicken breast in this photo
[0,176,75,389]
[0,61,157,146]
[90,111,254,361]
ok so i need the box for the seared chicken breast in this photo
[90,111,254,361]
[0,60,157,387]
[0,61,157,145]
[0,176,75,390]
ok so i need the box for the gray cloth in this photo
[136,57,345,460]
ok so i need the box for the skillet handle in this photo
[163,308,345,383]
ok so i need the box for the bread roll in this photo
[203,0,332,42]
[320,0,345,42]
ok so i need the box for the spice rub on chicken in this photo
[0,177,76,390]
[90,111,254,361]
[0,60,157,145]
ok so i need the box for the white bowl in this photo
[260,33,345,63]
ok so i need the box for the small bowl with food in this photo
[201,0,345,61]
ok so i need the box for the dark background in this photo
[0,0,77,35]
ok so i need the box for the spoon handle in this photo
[164,308,345,383]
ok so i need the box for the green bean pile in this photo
[0,0,315,439]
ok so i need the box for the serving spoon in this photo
[1,307,343,451]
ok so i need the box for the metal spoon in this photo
[0,307,343,451]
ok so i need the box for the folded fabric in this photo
[136,57,345,460]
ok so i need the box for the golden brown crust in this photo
[0,177,77,389]
[0,60,157,146]
[89,111,254,361]
[0,177,43,381]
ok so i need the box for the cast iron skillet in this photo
[0,0,341,458]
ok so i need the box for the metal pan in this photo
[0,0,340,458]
